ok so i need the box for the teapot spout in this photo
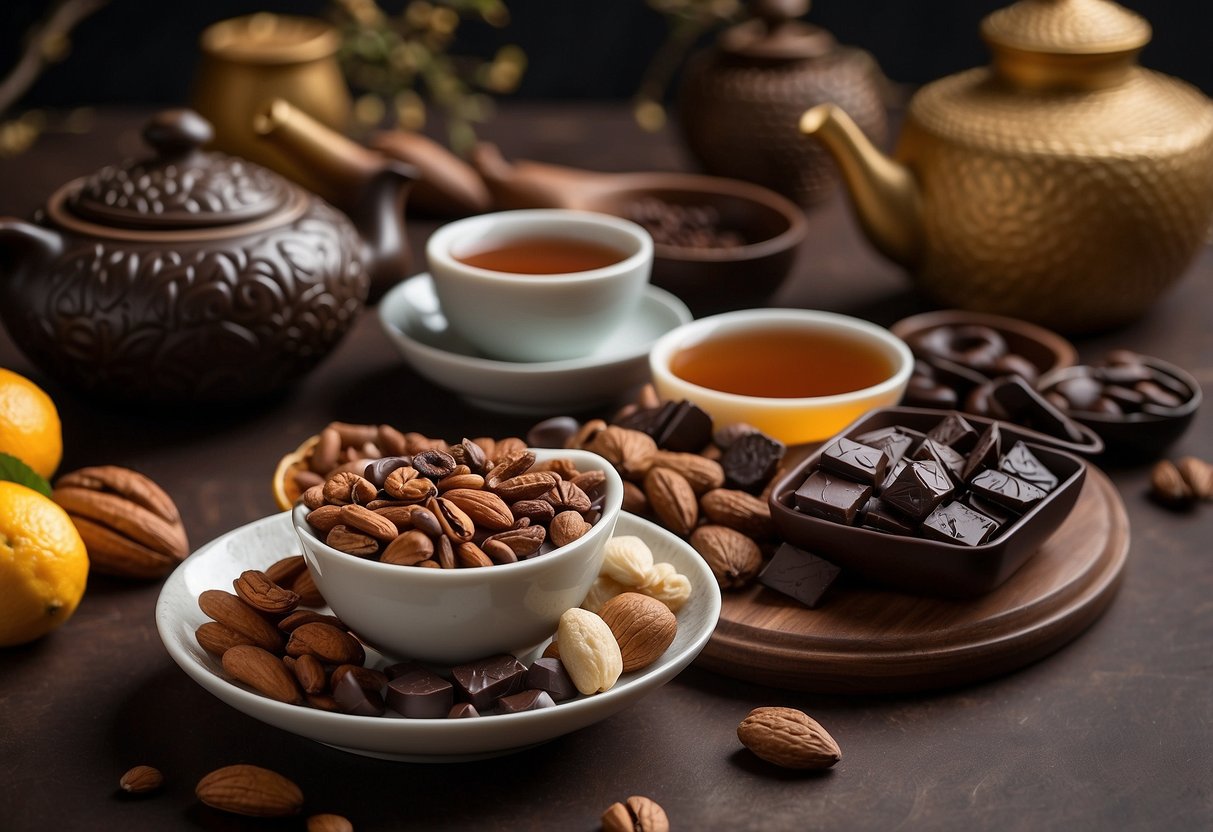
[0,219,63,272]
[254,99,416,300]
[800,104,923,267]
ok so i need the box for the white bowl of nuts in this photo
[293,448,624,664]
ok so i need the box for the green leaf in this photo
[0,452,52,498]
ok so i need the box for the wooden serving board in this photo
[696,467,1129,694]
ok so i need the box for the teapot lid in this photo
[719,0,835,62]
[68,110,293,230]
[981,0,1150,56]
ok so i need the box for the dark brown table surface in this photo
[1,105,1211,831]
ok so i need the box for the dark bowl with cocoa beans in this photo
[1038,351,1202,461]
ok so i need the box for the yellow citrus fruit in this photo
[0,367,63,479]
[0,480,89,647]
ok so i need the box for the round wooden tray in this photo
[696,466,1129,693]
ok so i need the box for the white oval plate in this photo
[156,512,721,762]
[377,273,692,415]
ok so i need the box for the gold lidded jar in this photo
[678,0,887,207]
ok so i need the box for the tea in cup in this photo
[426,209,653,362]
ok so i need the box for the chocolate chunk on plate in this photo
[721,431,785,492]
[653,399,714,453]
[758,543,842,609]
[925,412,979,453]
[793,469,872,525]
[524,657,578,703]
[451,654,527,711]
[387,666,454,719]
[496,689,556,714]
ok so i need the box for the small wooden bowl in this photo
[891,309,1078,380]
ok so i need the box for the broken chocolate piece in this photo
[925,412,979,453]
[653,399,714,453]
[386,667,454,719]
[861,498,916,536]
[721,432,785,493]
[524,657,578,703]
[793,470,872,525]
[961,423,1001,482]
[496,689,556,714]
[912,439,966,485]
[758,543,842,609]
[853,426,918,468]
[447,702,480,718]
[333,672,386,717]
[451,654,527,711]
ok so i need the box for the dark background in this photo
[3,0,1213,111]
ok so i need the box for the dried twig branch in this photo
[0,0,109,117]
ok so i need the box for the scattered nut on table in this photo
[737,706,842,770]
[601,794,670,832]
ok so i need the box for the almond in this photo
[598,592,677,672]
[222,644,302,703]
[690,525,763,589]
[737,706,841,770]
[1177,456,1213,500]
[291,653,328,695]
[443,487,514,530]
[119,765,163,794]
[308,813,354,832]
[700,488,773,538]
[550,510,591,548]
[233,570,300,615]
[1151,459,1194,507]
[338,504,400,542]
[649,451,725,494]
[586,426,656,480]
[198,590,283,652]
[491,471,561,502]
[644,467,698,536]
[195,621,255,657]
[195,764,303,817]
[289,568,325,607]
[602,795,670,832]
[286,622,365,666]
[264,555,308,587]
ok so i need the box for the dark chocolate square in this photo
[999,441,1058,493]
[722,432,786,493]
[524,657,578,702]
[926,412,979,453]
[961,423,1001,482]
[793,469,872,525]
[878,459,907,495]
[653,399,714,453]
[386,667,454,719]
[758,543,842,609]
[820,437,889,486]
[970,468,1047,513]
[853,426,917,468]
[921,501,998,546]
[882,460,955,521]
[912,439,966,485]
[496,689,556,714]
[861,498,916,536]
[451,654,527,711]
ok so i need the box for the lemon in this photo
[0,481,89,646]
[0,367,63,480]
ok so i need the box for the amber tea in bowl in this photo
[649,309,914,444]
[427,209,653,363]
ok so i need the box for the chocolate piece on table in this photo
[912,439,966,485]
[793,470,871,525]
[333,672,386,717]
[921,501,999,546]
[758,542,842,609]
[386,667,454,719]
[961,423,1001,482]
[970,469,1047,513]
[882,459,955,521]
[999,441,1059,493]
[819,437,889,486]
[452,654,527,711]
[524,657,578,702]
[653,399,714,453]
[925,412,979,453]
[615,404,670,437]
[991,376,1085,443]
[721,431,786,493]
[526,416,581,449]
[496,689,556,714]
[447,702,480,718]
[853,426,918,468]
[861,498,916,536]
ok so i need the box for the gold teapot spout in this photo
[800,103,922,267]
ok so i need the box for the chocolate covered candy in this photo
[496,689,556,714]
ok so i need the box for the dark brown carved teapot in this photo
[0,106,413,403]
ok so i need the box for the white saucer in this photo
[156,511,721,763]
[377,274,692,414]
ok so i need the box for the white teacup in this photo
[426,209,653,362]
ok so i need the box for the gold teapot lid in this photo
[718,0,835,62]
[980,0,1150,88]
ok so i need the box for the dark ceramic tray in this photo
[768,407,1087,598]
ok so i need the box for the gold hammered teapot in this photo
[800,0,1213,333]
